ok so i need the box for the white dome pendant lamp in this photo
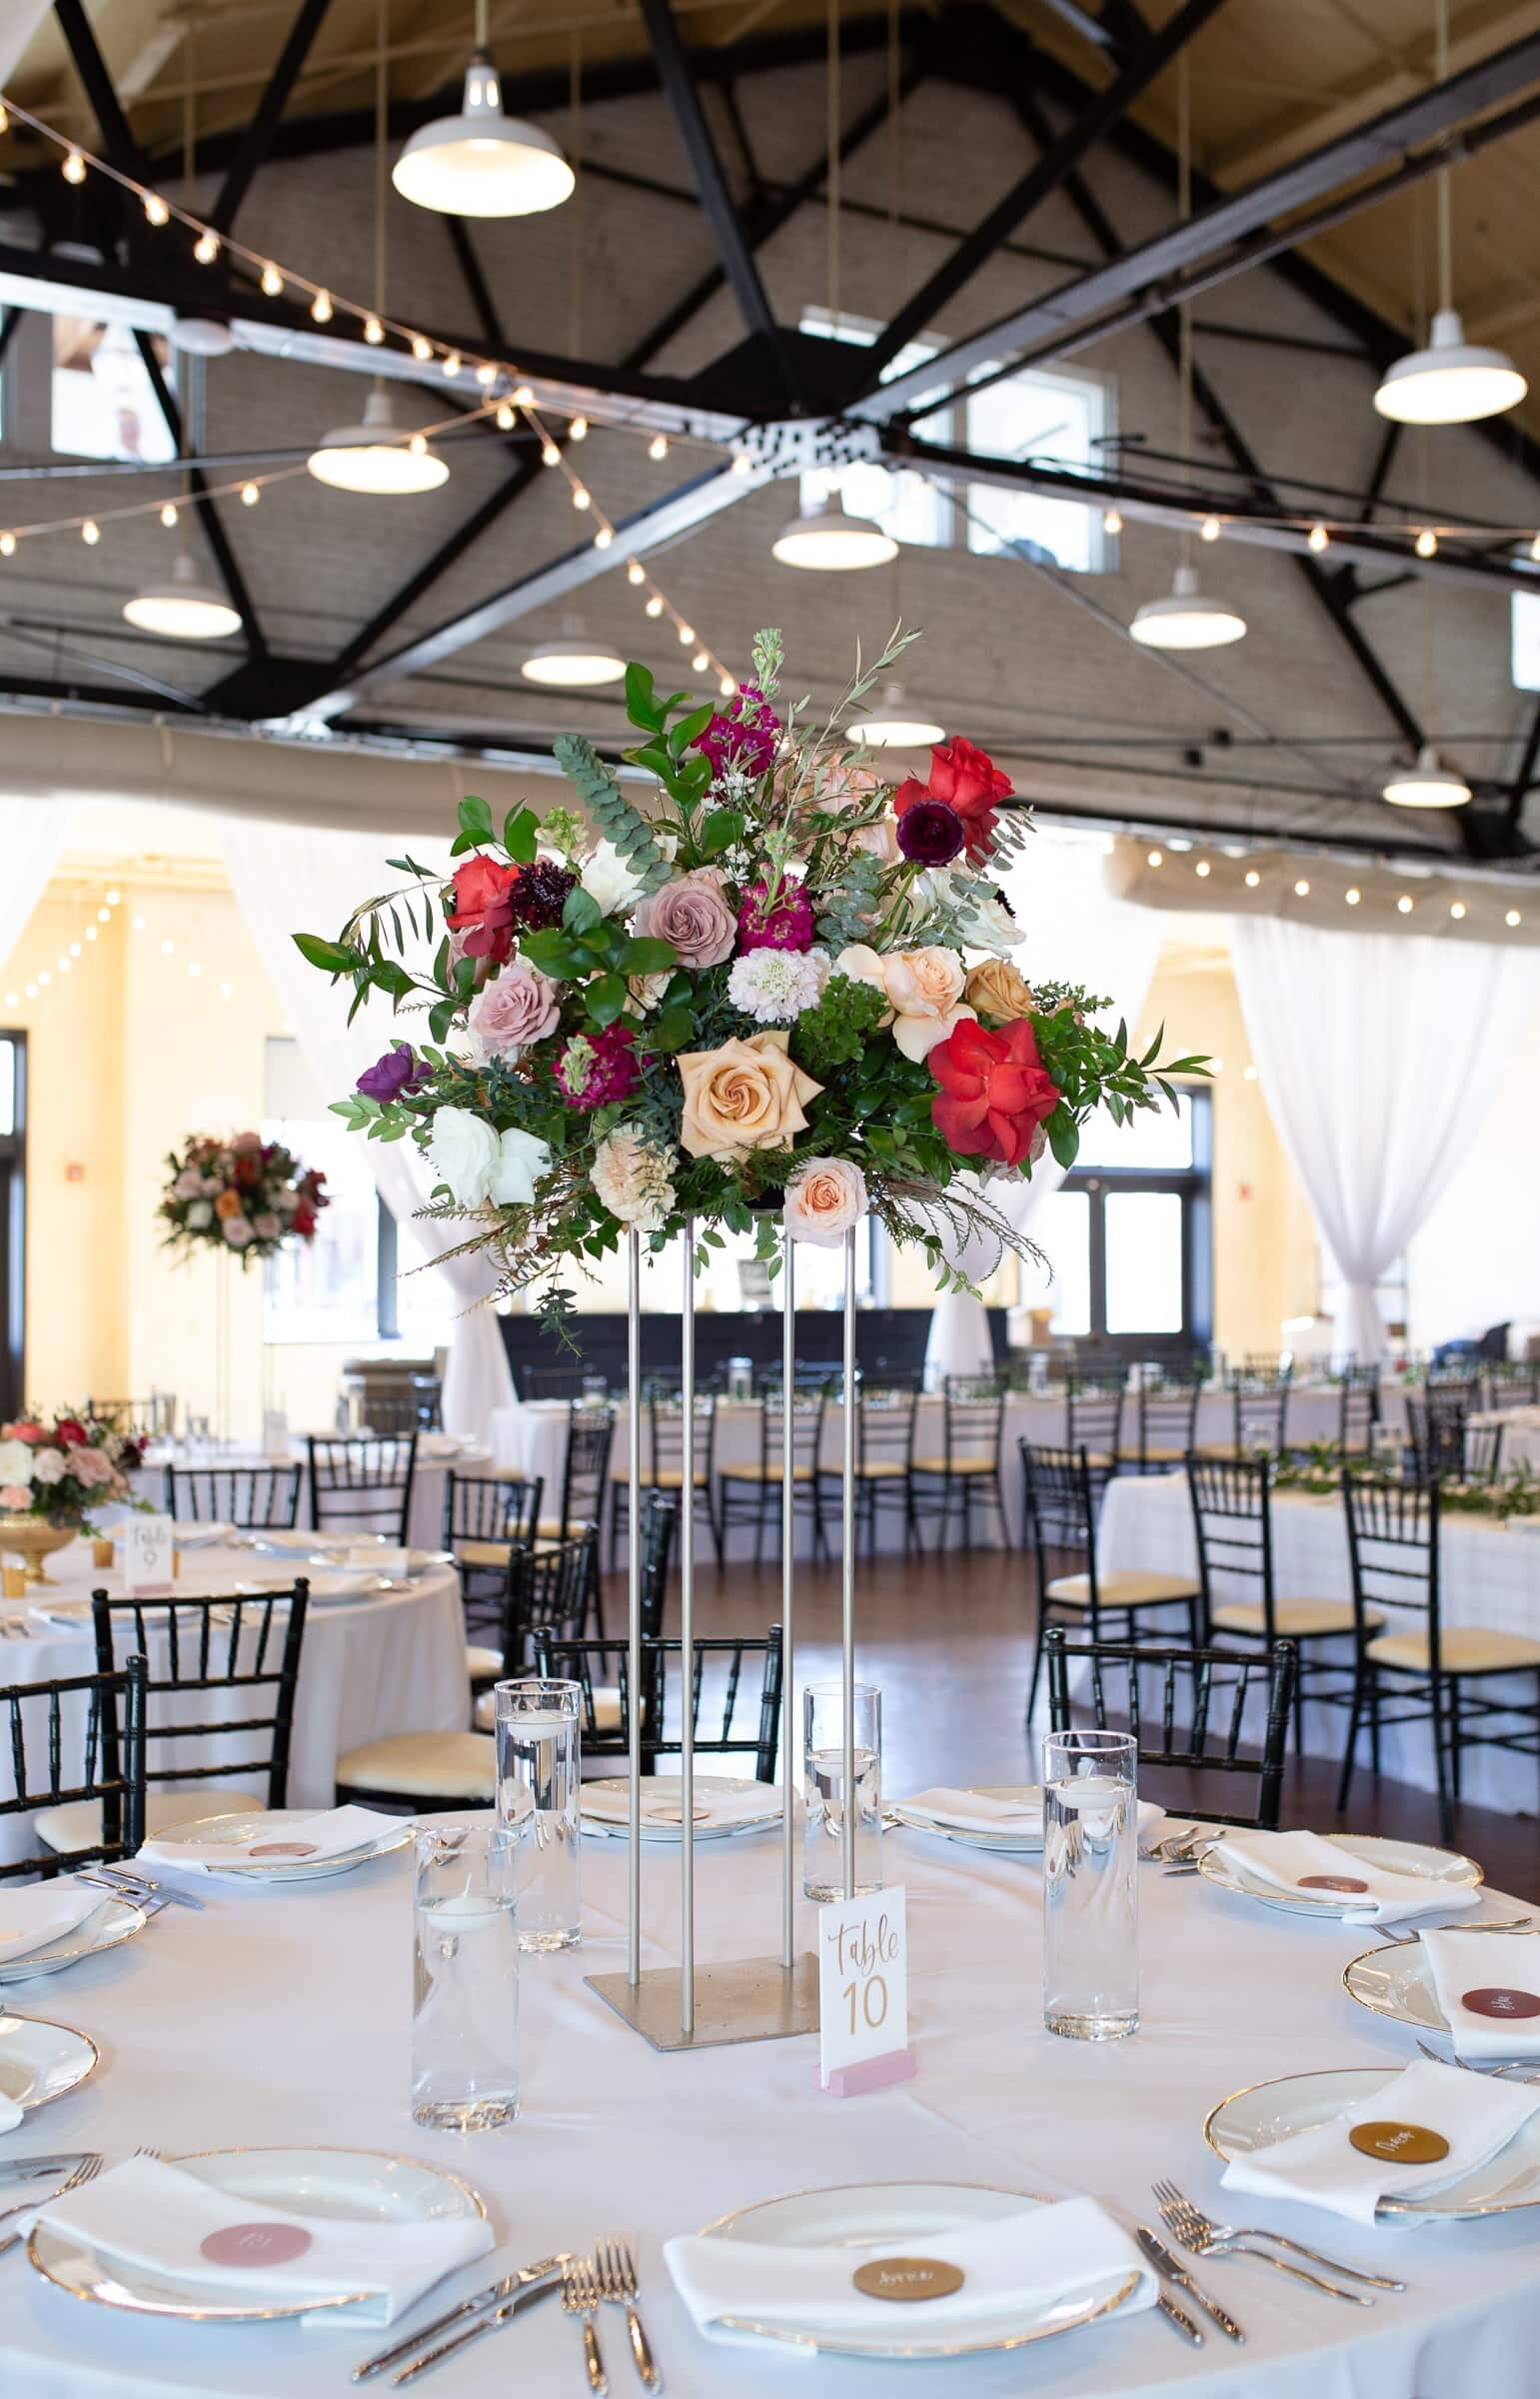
[1374,0,1525,425]
[1381,743,1472,807]
[393,1,573,217]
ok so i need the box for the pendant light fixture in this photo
[849,682,944,748]
[1382,742,1472,808]
[1129,58,1246,653]
[393,0,573,217]
[771,492,899,572]
[310,10,449,496]
[124,549,241,640]
[522,621,626,687]
[1375,1,1525,424]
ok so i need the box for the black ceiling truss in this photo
[1507,702,1540,835]
[208,0,337,237]
[131,333,268,660]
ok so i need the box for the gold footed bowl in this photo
[0,1515,77,1583]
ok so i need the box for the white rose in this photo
[581,839,645,919]
[31,1447,67,1485]
[488,1127,552,1206]
[0,1438,34,1485]
[185,1200,214,1229]
[427,1107,502,1206]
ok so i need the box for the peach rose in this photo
[214,1188,243,1220]
[677,1031,822,1163]
[963,957,1036,1022]
[783,1157,868,1248]
[881,948,975,1064]
[832,944,893,1020]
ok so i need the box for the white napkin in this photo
[1423,1930,1540,2060]
[582,1782,778,1831]
[0,1881,107,1966]
[137,1805,404,1873]
[1222,2060,1540,2227]
[665,2197,1155,2347]
[1212,1830,1481,1925]
[899,1787,1166,1845]
[31,2156,494,2325]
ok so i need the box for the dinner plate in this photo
[891,1786,1045,1853]
[147,1808,414,1883]
[233,1569,376,1604]
[1205,2067,1540,2218]
[1198,1832,1482,1917]
[0,2012,98,2115]
[581,1774,782,1842]
[26,1599,236,1632]
[163,1521,236,1550]
[1344,1929,1540,2035]
[28,2145,486,2320]
[700,2181,1141,2359]
[245,1527,360,1555]
[0,1893,145,1985]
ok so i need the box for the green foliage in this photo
[790,974,889,1080]
[552,734,674,895]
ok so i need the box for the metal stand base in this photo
[585,1954,819,2051]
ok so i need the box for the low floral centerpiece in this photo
[0,1410,149,1578]
[298,629,1202,1335]
[160,1133,329,1266]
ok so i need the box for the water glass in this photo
[1041,1729,1138,2041]
[411,1823,520,2131]
[495,1678,582,1952]
[803,1681,882,1902]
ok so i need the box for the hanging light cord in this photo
[826,0,840,338]
[569,27,583,357]
[1177,49,1193,570]
[1434,0,1453,318]
[375,0,389,326]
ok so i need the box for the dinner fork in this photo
[563,2256,608,2394]
[1416,2037,1540,2081]
[1152,2182,1396,2298]
[595,2235,660,2389]
[0,2152,101,2254]
[87,1864,206,1913]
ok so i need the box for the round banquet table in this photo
[129,1435,490,1556]
[0,1537,469,1864]
[4,1809,1537,2398]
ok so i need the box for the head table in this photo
[3,1807,1535,2398]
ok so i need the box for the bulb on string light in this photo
[1531,535,1540,564]
[1243,869,1260,888]
[363,315,385,345]
[1397,895,1414,914]
[194,229,219,265]
[627,561,645,586]
[311,289,333,323]
[648,433,669,461]
[1103,507,1123,534]
[411,334,434,362]
[241,482,260,507]
[1416,528,1437,558]
[0,534,16,558]
[81,519,100,546]
[1308,523,1329,552]
[496,402,515,430]
[1450,901,1467,920]
[692,649,709,672]
[732,453,752,476]
[1195,860,1211,878]
[1293,879,1310,897]
[570,415,589,441]
[1200,516,1221,543]
[0,105,8,135]
[678,624,695,645]
[1147,850,1163,868]
[1507,909,1523,926]
[645,595,664,618]
[593,525,613,549]
[443,351,462,378]
[160,502,178,528]
[261,262,283,296]
[541,441,560,467]
[62,151,86,184]
[720,675,735,697]
[571,486,590,510]
[408,434,428,457]
[475,362,497,387]
[1345,887,1361,905]
[143,192,169,226]
[513,385,533,407]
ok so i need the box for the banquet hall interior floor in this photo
[620,1547,1540,1904]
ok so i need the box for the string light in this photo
[627,561,645,586]
[311,289,333,323]
[1307,522,1329,552]
[1416,528,1438,558]
[570,415,589,441]
[1194,859,1211,878]
[159,502,178,528]
[495,402,515,430]
[442,351,462,378]
[1200,515,1221,542]
[593,525,613,549]
[1293,878,1310,896]
[1243,868,1260,888]
[692,648,709,672]
[1450,901,1467,919]
[646,595,664,618]
[62,150,85,183]
[363,315,384,345]
[240,482,260,507]
[649,434,669,461]
[542,441,560,467]
[81,519,99,545]
[1345,887,1361,905]
[512,384,534,406]
[1532,536,1540,564]
[678,624,695,645]
[475,362,497,387]
[411,334,433,362]
[144,192,169,226]
[408,434,428,456]
[1397,894,1414,913]
[1147,849,1163,868]
[260,262,283,297]
[732,453,752,475]
[0,534,15,558]
[720,675,735,697]
[1507,909,1523,926]
[1103,508,1123,534]
[571,486,590,510]
[194,229,219,265]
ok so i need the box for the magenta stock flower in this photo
[693,683,781,781]
[738,876,814,954]
[895,797,965,868]
[554,1022,641,1108]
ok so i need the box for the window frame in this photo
[1060,1084,1213,1365]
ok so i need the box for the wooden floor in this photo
[620,1541,1540,1905]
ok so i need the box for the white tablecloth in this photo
[2,1809,1536,2397]
[492,1385,1410,1556]
[0,1538,469,1862]
[131,1436,489,1553]
[1098,1472,1540,1813]
[1478,1408,1540,1474]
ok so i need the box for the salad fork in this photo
[0,2153,101,2255]
[1416,2037,1540,2081]
[563,2256,608,2394]
[595,2235,660,2389]
[1152,2182,1398,2297]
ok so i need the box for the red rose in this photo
[293,1204,316,1236]
[54,1419,88,1448]
[234,1154,261,1187]
[3,1421,45,1444]
[929,1017,1061,1169]
[446,855,521,964]
[894,736,1011,865]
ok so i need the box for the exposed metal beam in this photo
[860,0,1231,383]
[857,23,1540,419]
[637,0,799,402]
[133,333,267,658]
[51,0,149,179]
[1507,699,1540,831]
[208,0,337,234]
[444,216,506,355]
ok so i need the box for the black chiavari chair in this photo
[719,1383,828,1564]
[87,1395,175,1439]
[466,1529,599,1710]
[1044,1627,1295,1830]
[444,1469,544,1638]
[521,1364,589,1401]
[307,1434,417,1543]
[1115,1378,1199,1475]
[909,1373,1007,1551]
[1406,1395,1504,1483]
[534,1622,783,1778]
[826,1375,922,1558]
[1064,1376,1125,1497]
[609,1393,720,1573]
[1020,1441,1200,1726]
[358,1380,442,1436]
[1,1655,147,1879]
[1486,1364,1540,1412]
[1333,1363,1381,1459]
[165,1463,303,1528]
[1198,1365,1292,1460]
[1338,1472,1540,1838]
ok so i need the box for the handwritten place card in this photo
[816,1887,915,2097]
[122,1513,175,1597]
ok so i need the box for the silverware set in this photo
[74,1863,206,1914]
[352,2236,659,2389]
[0,2145,158,2260]
[1416,2036,1540,2080]
[1149,2179,1403,2309]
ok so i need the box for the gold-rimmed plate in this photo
[1198,1833,1482,1918]
[1205,2067,1540,2218]
[1344,1928,1540,2035]
[0,1893,145,1985]
[147,1808,414,1883]
[28,2146,486,2320]
[581,1774,782,1843]
[699,2181,1142,2359]
[890,1787,1045,1854]
[0,2012,98,2115]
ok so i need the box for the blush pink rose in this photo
[634,869,737,971]
[468,960,562,1062]
[0,1483,29,1508]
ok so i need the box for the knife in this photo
[0,2154,91,2185]
[392,2274,563,2384]
[1153,2290,1205,2346]
[1136,2226,1245,2343]
[352,2255,567,2382]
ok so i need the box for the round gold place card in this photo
[1296,1874,1370,1894]
[1462,1987,1540,2021]
[1348,2121,1451,2165]
[851,2257,965,2304]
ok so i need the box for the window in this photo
[1020,1089,1212,1361]
[0,1033,25,1419]
[1513,591,1540,693]
[52,319,176,463]
[798,307,1112,571]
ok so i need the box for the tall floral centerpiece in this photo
[160,1133,329,1265]
[0,1410,147,1580]
[299,629,1202,1324]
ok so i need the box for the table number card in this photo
[816,1887,915,2097]
[122,1513,175,1596]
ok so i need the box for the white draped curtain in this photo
[923,839,1167,1380]
[1229,916,1540,1362]
[0,799,74,972]
[219,821,518,1437]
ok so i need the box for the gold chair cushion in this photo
[465,1643,504,1679]
[910,1454,997,1475]
[457,1538,511,1569]
[1046,1570,1198,1608]
[610,1466,707,1488]
[36,1787,267,1853]
[1115,1444,1188,1462]
[335,1732,495,1800]
[1369,1625,1540,1675]
[1211,1597,1376,1638]
[720,1462,813,1482]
